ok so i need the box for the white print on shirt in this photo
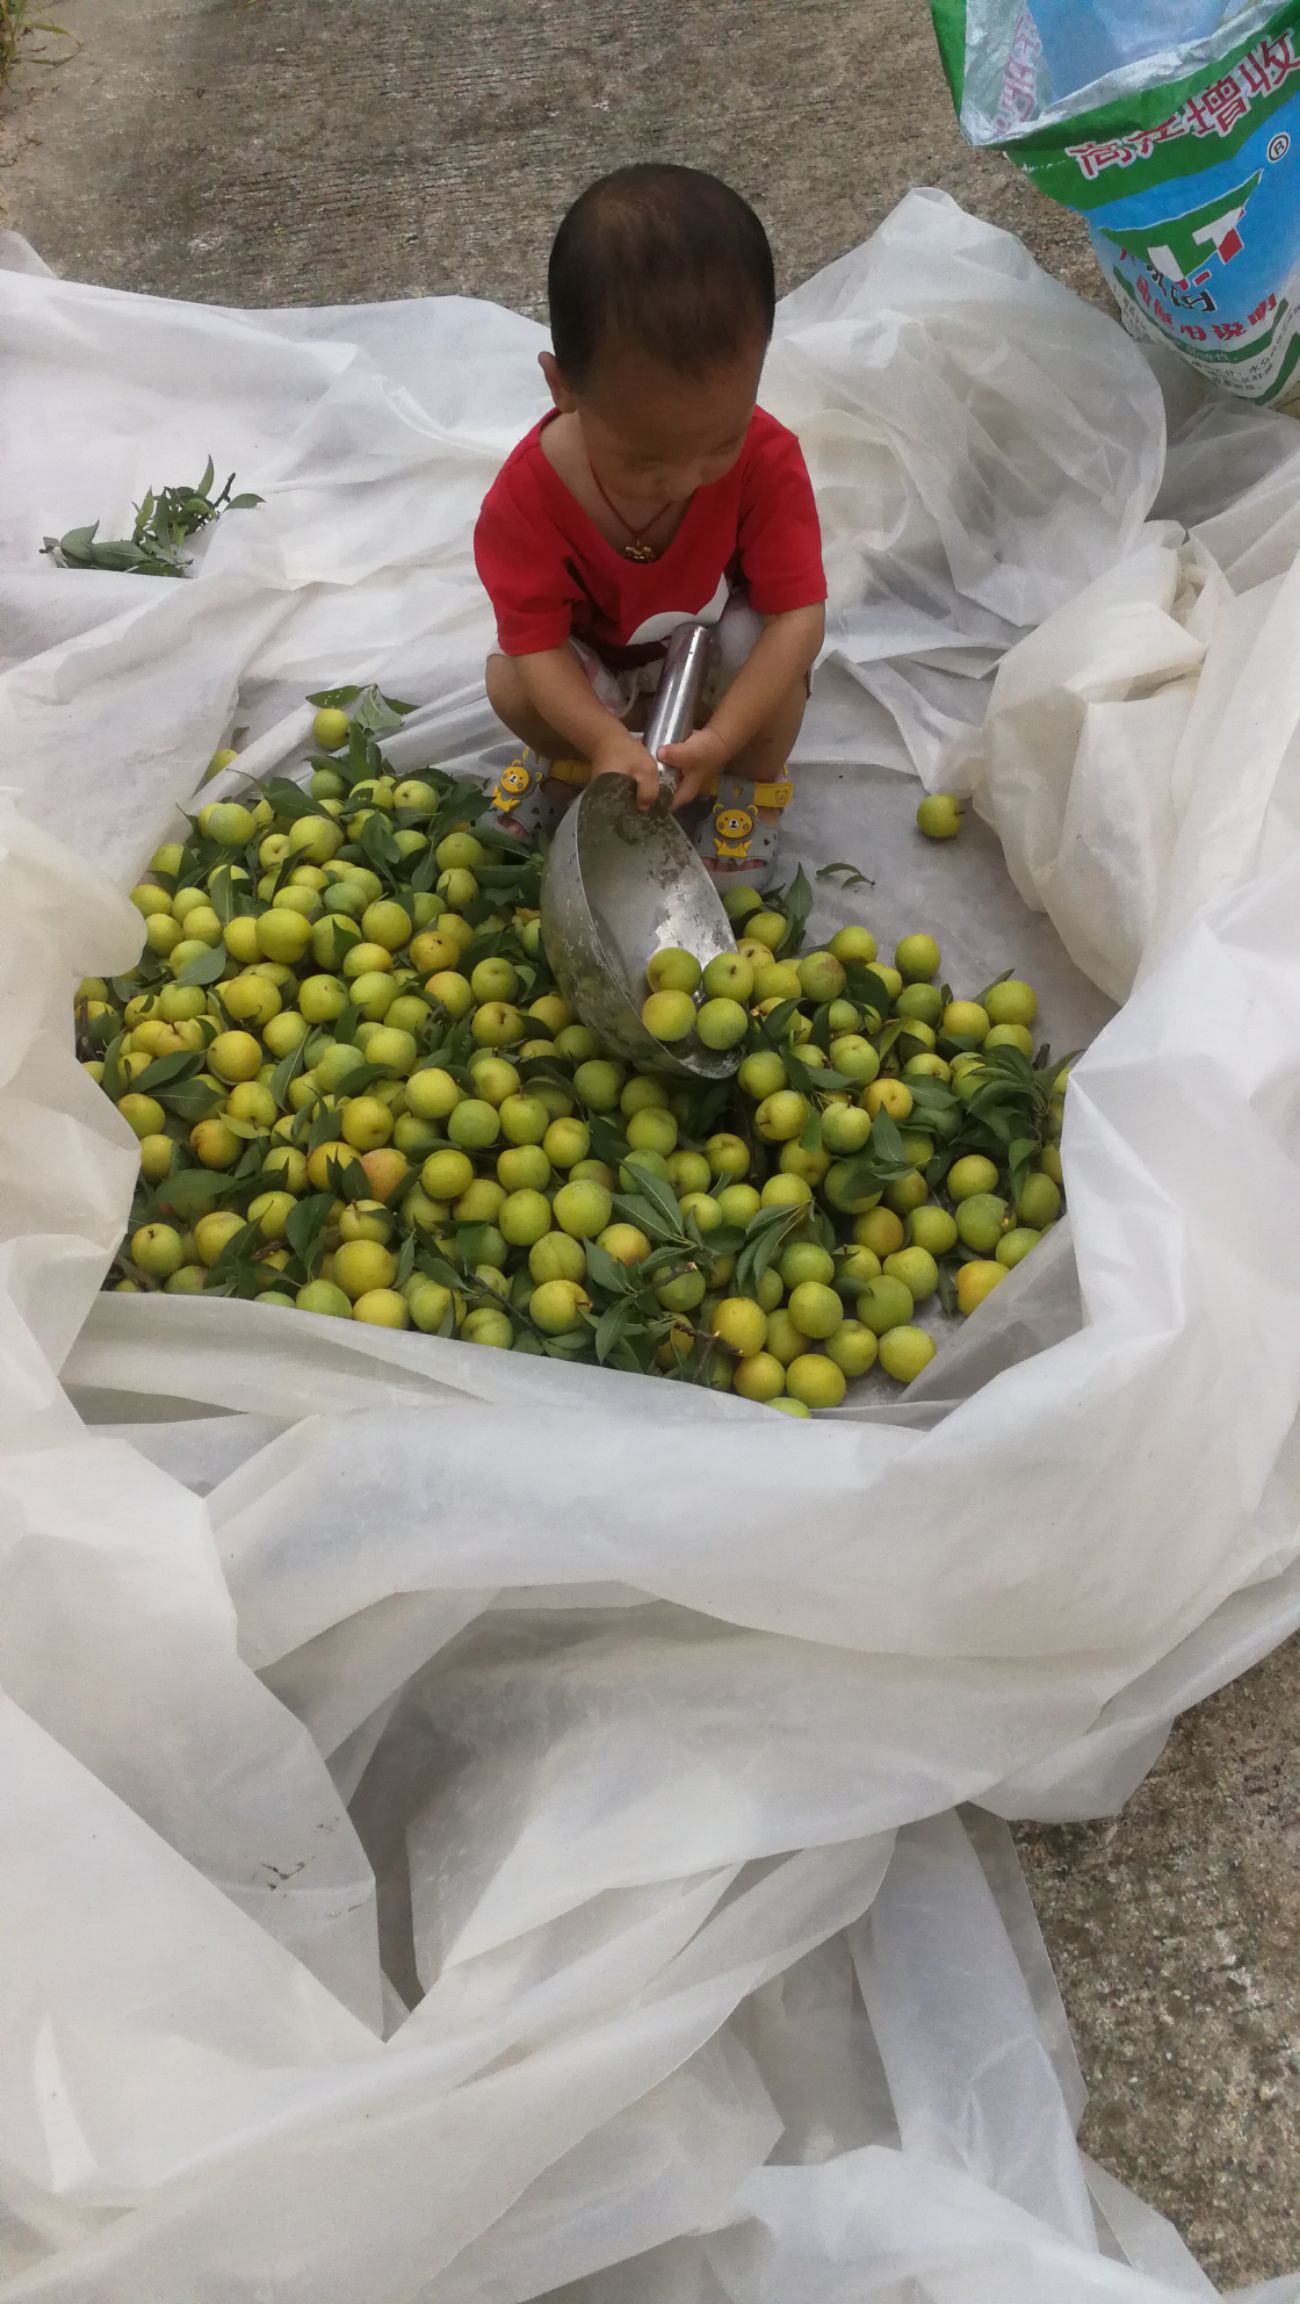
[626,571,730,647]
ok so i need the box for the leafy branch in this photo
[41,457,261,577]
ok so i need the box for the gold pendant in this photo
[623,539,658,563]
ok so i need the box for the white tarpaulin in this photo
[1,188,1298,2301]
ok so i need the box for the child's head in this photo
[542,164,775,501]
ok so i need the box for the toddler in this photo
[474,163,826,886]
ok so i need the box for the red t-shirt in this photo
[474,406,825,666]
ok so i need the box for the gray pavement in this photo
[3,2,1298,2286]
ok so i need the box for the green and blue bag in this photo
[932,2,1300,403]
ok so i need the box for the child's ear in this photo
[539,350,576,413]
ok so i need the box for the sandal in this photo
[481,752,590,844]
[694,771,795,890]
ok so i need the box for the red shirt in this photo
[474,407,825,666]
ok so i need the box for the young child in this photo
[474,163,826,886]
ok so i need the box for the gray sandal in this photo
[481,752,587,844]
[694,771,795,890]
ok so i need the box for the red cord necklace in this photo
[588,464,675,562]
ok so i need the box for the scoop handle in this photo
[644,622,717,803]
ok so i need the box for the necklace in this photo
[588,465,673,562]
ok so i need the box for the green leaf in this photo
[206,866,255,924]
[284,1192,333,1273]
[680,1077,733,1140]
[410,842,440,893]
[783,1043,845,1100]
[518,1056,572,1093]
[326,1060,392,1097]
[627,1246,682,1288]
[618,1158,685,1238]
[936,1261,958,1319]
[82,1007,122,1056]
[967,1102,1019,1149]
[809,1205,836,1252]
[224,1260,268,1302]
[814,1064,860,1096]
[360,812,401,873]
[209,1219,262,1277]
[1007,1136,1038,1199]
[980,1043,1038,1085]
[594,1298,635,1364]
[157,1077,225,1121]
[393,1232,417,1290]
[758,998,800,1047]
[702,1223,744,1256]
[57,521,101,556]
[843,962,892,1018]
[332,1001,362,1047]
[828,1154,881,1205]
[308,1103,341,1151]
[904,1076,959,1122]
[306,685,363,709]
[354,687,407,736]
[584,1239,633,1296]
[131,1050,204,1094]
[175,942,229,988]
[809,1001,834,1055]
[100,1030,129,1103]
[325,1154,371,1202]
[613,1193,680,1247]
[735,1204,799,1297]
[270,1038,307,1108]
[618,1321,663,1376]
[385,1159,424,1212]
[866,1108,907,1169]
[815,859,872,889]
[473,819,531,856]
[417,1250,462,1293]
[775,863,812,957]
[257,777,320,821]
[967,1083,1036,1133]
[153,1167,248,1224]
[588,1114,629,1168]
[345,718,382,777]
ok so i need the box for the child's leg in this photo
[483,651,610,837]
[727,673,808,789]
[486,653,574,760]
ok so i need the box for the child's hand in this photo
[589,726,661,811]
[657,724,728,811]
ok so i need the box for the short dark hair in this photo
[548,164,776,390]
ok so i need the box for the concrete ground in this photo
[3,2,1298,2287]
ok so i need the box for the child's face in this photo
[543,339,764,503]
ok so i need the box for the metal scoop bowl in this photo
[539,624,741,1080]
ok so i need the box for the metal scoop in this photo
[539,622,740,1079]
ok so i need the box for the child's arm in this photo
[512,647,662,808]
[658,603,825,805]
